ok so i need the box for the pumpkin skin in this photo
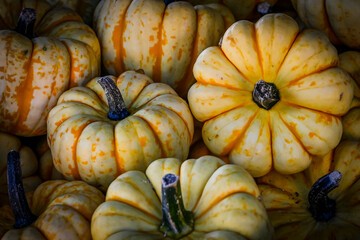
[257,140,360,239]
[47,70,194,190]
[93,0,235,98]
[2,179,105,240]
[91,156,273,240]
[44,0,100,25]
[0,132,42,206]
[291,0,360,49]
[185,0,278,20]
[188,13,354,177]
[0,0,101,136]
[338,51,360,141]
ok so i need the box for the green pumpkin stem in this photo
[97,77,130,121]
[308,170,342,222]
[160,174,194,239]
[15,8,37,39]
[252,79,280,110]
[7,150,37,229]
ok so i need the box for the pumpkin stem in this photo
[160,174,194,239]
[308,170,342,222]
[257,2,272,15]
[15,8,37,39]
[7,150,37,229]
[97,77,130,121]
[252,79,280,110]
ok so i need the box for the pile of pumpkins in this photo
[0,0,360,239]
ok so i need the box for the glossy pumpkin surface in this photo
[188,13,353,177]
[0,0,101,136]
[93,0,235,97]
[47,70,194,190]
[291,0,360,49]
[257,140,360,239]
[338,51,360,141]
[91,156,273,240]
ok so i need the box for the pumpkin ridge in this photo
[253,21,264,81]
[278,62,338,91]
[219,107,260,156]
[36,206,84,239]
[217,45,254,86]
[134,111,170,158]
[115,1,132,76]
[174,7,199,97]
[30,39,62,135]
[147,94,193,140]
[98,202,159,224]
[275,107,314,155]
[106,181,161,220]
[15,38,36,133]
[194,191,260,220]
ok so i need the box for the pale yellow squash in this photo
[188,13,354,177]
[91,156,273,240]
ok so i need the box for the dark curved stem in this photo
[97,77,130,121]
[308,171,342,222]
[15,8,37,39]
[252,79,280,110]
[160,174,194,239]
[7,150,37,229]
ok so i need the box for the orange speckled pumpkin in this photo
[338,51,360,141]
[1,150,105,240]
[0,0,101,136]
[91,156,273,240]
[188,13,354,177]
[257,140,360,239]
[93,0,235,97]
[47,70,194,190]
[291,0,360,49]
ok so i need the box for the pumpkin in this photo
[47,70,194,190]
[338,51,360,141]
[93,0,235,98]
[291,0,360,49]
[188,13,354,177]
[185,0,278,20]
[0,132,42,206]
[44,0,100,25]
[0,0,101,136]
[257,140,360,239]
[1,150,105,240]
[91,156,273,240]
